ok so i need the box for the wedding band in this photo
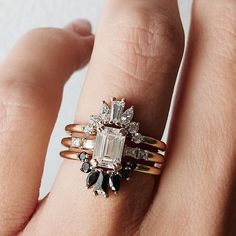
[65,124,166,151]
[60,150,162,175]
[61,137,164,163]
[60,98,166,197]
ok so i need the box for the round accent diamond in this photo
[132,133,143,144]
[128,122,139,134]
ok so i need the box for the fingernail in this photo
[65,19,92,36]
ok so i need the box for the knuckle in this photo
[100,9,184,80]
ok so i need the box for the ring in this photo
[60,98,166,197]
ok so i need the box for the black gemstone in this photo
[93,171,104,192]
[126,161,137,170]
[109,174,121,192]
[93,172,109,197]
[81,162,91,173]
[78,152,88,162]
[102,174,110,194]
[86,170,99,188]
[120,168,131,179]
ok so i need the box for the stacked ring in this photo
[60,98,166,197]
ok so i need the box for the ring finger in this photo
[31,0,185,235]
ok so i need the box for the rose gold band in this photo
[60,150,162,175]
[65,124,166,151]
[61,136,164,163]
[135,164,161,175]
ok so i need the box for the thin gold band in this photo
[135,164,161,175]
[65,124,166,151]
[61,137,164,163]
[60,150,161,175]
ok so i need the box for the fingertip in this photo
[65,18,93,36]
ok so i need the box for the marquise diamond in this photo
[120,106,134,125]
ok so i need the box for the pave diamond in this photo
[71,137,82,148]
[93,127,126,169]
[124,147,149,160]
[132,133,144,144]
[137,149,149,160]
[83,139,95,149]
[110,100,125,123]
[83,125,94,134]
[89,115,102,126]
[128,122,139,134]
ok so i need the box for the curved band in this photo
[62,136,164,164]
[65,123,166,151]
[66,124,95,134]
[60,150,161,175]
[134,164,161,175]
[141,136,166,151]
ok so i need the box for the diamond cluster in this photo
[83,98,140,135]
[80,98,145,197]
[84,98,144,171]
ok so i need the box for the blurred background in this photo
[0,0,192,197]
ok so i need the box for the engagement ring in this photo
[60,98,166,197]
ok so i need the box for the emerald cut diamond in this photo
[93,127,126,169]
[110,100,125,123]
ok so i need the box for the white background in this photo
[0,0,192,197]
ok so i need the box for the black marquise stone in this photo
[86,170,99,188]
[81,162,91,173]
[109,174,121,192]
[78,152,88,162]
[93,172,110,196]
[93,171,104,192]
[102,174,110,194]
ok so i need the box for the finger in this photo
[147,1,236,235]
[33,1,184,235]
[65,19,92,36]
[0,20,94,235]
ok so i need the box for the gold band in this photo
[147,151,165,163]
[65,123,166,151]
[135,164,161,175]
[142,136,166,151]
[65,124,86,133]
[62,136,164,164]
[60,150,162,175]
[65,124,97,135]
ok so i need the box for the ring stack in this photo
[60,98,166,197]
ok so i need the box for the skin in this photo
[0,0,235,235]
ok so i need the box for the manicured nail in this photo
[65,19,92,36]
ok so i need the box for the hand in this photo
[0,1,235,235]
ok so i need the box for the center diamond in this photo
[93,127,126,169]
